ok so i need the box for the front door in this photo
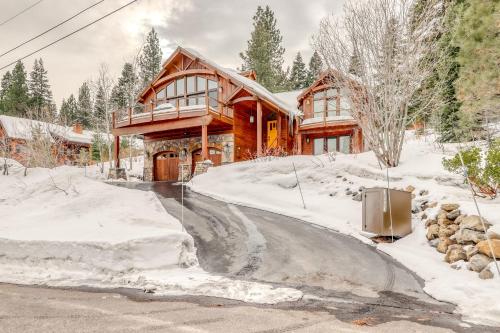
[154,152,179,181]
[267,120,277,148]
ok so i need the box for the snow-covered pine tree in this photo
[94,83,106,123]
[138,28,162,88]
[305,51,323,87]
[111,62,138,109]
[289,52,308,90]
[0,71,12,114]
[76,82,92,128]
[240,5,286,92]
[28,58,54,120]
[59,94,78,125]
[3,61,29,117]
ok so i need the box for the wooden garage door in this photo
[191,148,222,174]
[154,152,179,181]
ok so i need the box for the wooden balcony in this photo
[112,95,233,130]
[299,115,357,130]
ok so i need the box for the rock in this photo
[419,200,429,210]
[427,201,438,209]
[465,245,479,260]
[445,245,467,264]
[426,224,440,240]
[479,267,494,280]
[411,202,421,214]
[425,219,437,228]
[411,193,416,199]
[446,209,461,221]
[405,185,416,193]
[336,175,342,178]
[358,186,366,192]
[352,192,362,202]
[421,212,428,220]
[487,230,500,240]
[441,203,460,212]
[143,284,157,293]
[437,238,455,254]
[438,225,459,239]
[346,190,352,195]
[477,239,500,259]
[429,238,440,248]
[460,215,491,232]
[342,177,347,181]
[450,260,466,270]
[419,189,429,196]
[329,192,336,197]
[468,254,492,272]
[454,228,486,244]
[455,215,466,225]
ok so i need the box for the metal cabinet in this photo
[362,188,412,237]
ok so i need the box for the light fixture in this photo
[306,137,310,144]
[218,86,223,93]
[250,115,255,123]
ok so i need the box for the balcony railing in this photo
[300,114,355,127]
[112,95,233,128]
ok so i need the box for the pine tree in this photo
[3,61,29,117]
[28,58,54,119]
[138,28,162,88]
[305,51,323,86]
[91,134,102,161]
[59,94,78,125]
[240,5,286,92]
[94,83,107,123]
[453,0,499,139]
[111,62,138,108]
[76,82,92,127]
[289,52,308,90]
[0,71,12,113]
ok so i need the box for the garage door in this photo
[192,148,222,174]
[154,152,179,181]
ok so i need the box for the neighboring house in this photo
[111,47,366,181]
[0,115,94,166]
[294,70,364,155]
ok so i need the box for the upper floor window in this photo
[154,75,218,109]
[311,87,351,118]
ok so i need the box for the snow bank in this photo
[189,131,500,325]
[0,161,301,304]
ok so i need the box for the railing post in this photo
[205,90,209,115]
[150,102,154,122]
[112,111,115,128]
[177,99,180,118]
[128,107,132,125]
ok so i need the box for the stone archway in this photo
[153,151,179,181]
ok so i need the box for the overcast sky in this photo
[0,0,345,108]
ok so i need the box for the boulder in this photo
[479,267,494,280]
[405,185,416,193]
[477,239,500,259]
[460,215,491,232]
[438,225,459,239]
[427,201,438,209]
[411,202,421,214]
[486,230,500,240]
[437,238,455,254]
[454,228,486,244]
[465,245,479,260]
[429,238,440,248]
[421,212,428,220]
[455,215,466,225]
[419,189,429,196]
[441,203,460,212]
[426,224,440,240]
[358,186,366,192]
[425,219,437,228]
[352,192,362,202]
[346,190,352,195]
[445,245,467,264]
[468,254,492,272]
[446,209,461,221]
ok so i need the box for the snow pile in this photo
[0,162,301,304]
[189,131,500,325]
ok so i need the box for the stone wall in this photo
[143,133,234,181]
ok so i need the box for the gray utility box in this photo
[362,187,412,237]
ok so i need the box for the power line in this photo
[0,0,139,71]
[0,0,105,59]
[0,0,44,27]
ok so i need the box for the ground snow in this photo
[0,161,301,304]
[189,131,500,326]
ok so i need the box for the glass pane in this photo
[313,91,324,100]
[208,79,217,90]
[187,97,198,106]
[327,88,338,97]
[313,138,324,155]
[313,99,324,115]
[166,82,174,97]
[178,98,186,107]
[208,90,217,108]
[197,77,206,92]
[186,76,195,94]
[327,99,337,117]
[339,136,351,153]
[156,89,166,100]
[327,137,337,152]
[339,93,351,116]
[176,78,185,96]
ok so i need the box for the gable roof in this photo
[0,115,95,145]
[140,46,299,117]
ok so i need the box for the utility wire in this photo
[0,0,105,59]
[0,0,44,27]
[0,0,139,71]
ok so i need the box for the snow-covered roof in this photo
[182,47,300,116]
[274,90,302,109]
[0,115,94,145]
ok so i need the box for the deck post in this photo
[297,132,302,154]
[257,99,262,157]
[201,124,208,160]
[277,113,282,148]
[114,135,120,168]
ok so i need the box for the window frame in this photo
[311,135,352,155]
[154,75,218,108]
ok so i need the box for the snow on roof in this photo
[182,47,300,116]
[274,90,302,109]
[0,115,94,145]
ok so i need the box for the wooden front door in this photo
[192,148,222,174]
[267,120,278,148]
[154,152,179,181]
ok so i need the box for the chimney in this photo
[73,123,83,134]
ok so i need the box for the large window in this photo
[155,75,218,109]
[312,87,351,119]
[312,135,351,155]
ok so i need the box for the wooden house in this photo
[111,47,366,181]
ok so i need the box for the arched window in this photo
[155,75,218,109]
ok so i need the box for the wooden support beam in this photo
[297,132,302,154]
[277,113,282,148]
[257,99,262,157]
[114,135,120,168]
[112,115,213,136]
[201,124,208,160]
